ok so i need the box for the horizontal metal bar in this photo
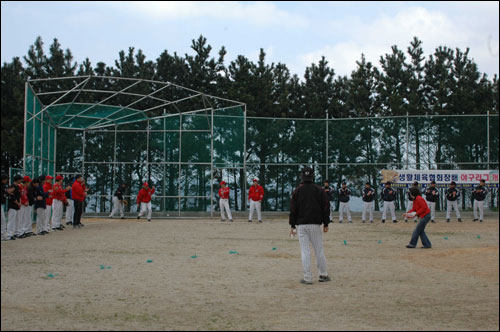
[84,161,212,165]
[85,195,211,199]
[28,75,91,82]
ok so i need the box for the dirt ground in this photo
[1,216,499,331]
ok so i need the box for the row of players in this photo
[323,179,489,223]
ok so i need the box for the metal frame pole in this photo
[406,112,409,169]
[325,111,329,181]
[487,110,490,167]
[54,127,57,176]
[112,124,117,210]
[210,107,214,218]
[243,104,247,211]
[163,109,166,213]
[23,82,28,176]
[146,119,150,180]
[178,112,182,217]
[32,92,36,176]
[82,130,86,178]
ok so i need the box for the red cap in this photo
[220,181,226,185]
[143,182,149,187]
[55,175,63,181]
[46,175,53,180]
[253,178,259,182]
[23,176,32,182]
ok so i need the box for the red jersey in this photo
[218,187,230,199]
[137,188,155,204]
[408,195,431,218]
[52,183,68,203]
[43,182,53,206]
[72,181,87,202]
[19,184,28,205]
[248,185,264,201]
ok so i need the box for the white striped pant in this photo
[362,201,373,222]
[446,200,461,219]
[44,205,52,232]
[297,224,328,282]
[426,201,436,220]
[51,199,64,229]
[66,199,74,222]
[36,207,46,234]
[382,201,396,221]
[219,198,232,220]
[1,204,7,240]
[7,209,19,238]
[20,204,33,235]
[248,200,262,221]
[139,202,152,220]
[473,199,485,220]
[110,197,124,218]
[338,202,351,222]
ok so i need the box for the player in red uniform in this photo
[137,182,155,222]
[248,178,264,223]
[218,181,232,222]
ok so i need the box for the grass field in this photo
[1,216,499,331]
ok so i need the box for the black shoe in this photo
[300,279,313,285]
[121,217,125,219]
[393,220,398,223]
[405,219,408,223]
[79,223,84,227]
[66,222,72,225]
[24,232,33,237]
[258,220,262,223]
[339,221,342,223]
[370,220,373,223]
[9,237,16,240]
[248,220,252,223]
[319,275,331,282]
[18,234,26,239]
[60,225,65,229]
[473,219,477,222]
[362,220,365,223]
[421,246,432,249]
[381,219,385,223]
[458,218,462,222]
[229,219,233,222]
[73,225,79,229]
[137,216,140,219]
[221,219,225,222]
[446,219,450,222]
[479,220,483,223]
[147,219,151,222]
[57,226,64,230]
[406,245,416,249]
[414,220,417,223]
[109,216,113,219]
[431,220,435,223]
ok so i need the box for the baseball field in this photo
[1,215,499,331]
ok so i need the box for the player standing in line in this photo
[248,178,264,223]
[361,182,375,223]
[1,174,15,241]
[323,180,334,222]
[18,176,33,238]
[65,177,74,225]
[424,181,439,223]
[289,167,331,285]
[472,179,488,222]
[7,175,22,240]
[42,175,54,232]
[109,184,127,219]
[26,176,38,237]
[381,181,397,223]
[403,187,432,249]
[51,175,69,231]
[137,182,155,222]
[32,177,49,235]
[445,181,462,222]
[218,181,233,222]
[72,174,88,228]
[405,181,419,223]
[338,181,352,223]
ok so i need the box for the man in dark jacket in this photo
[7,175,22,239]
[32,178,49,235]
[445,181,461,222]
[472,179,488,222]
[424,180,439,223]
[1,173,14,241]
[381,182,397,223]
[109,184,127,219]
[323,180,334,222]
[290,167,331,285]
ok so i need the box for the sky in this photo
[1,1,499,79]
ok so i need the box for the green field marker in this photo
[146,259,153,263]
[443,237,448,240]
[190,254,197,259]
[343,240,347,245]
[378,240,382,244]
[229,251,239,254]
[272,247,277,251]
[477,235,481,239]
[100,265,111,269]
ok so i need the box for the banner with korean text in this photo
[380,170,499,189]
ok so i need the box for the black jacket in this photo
[425,187,439,203]
[472,186,488,201]
[7,184,21,211]
[33,184,48,210]
[289,181,330,228]
[362,188,375,202]
[27,183,36,206]
[1,183,7,205]
[323,186,334,202]
[114,187,125,200]
[381,187,396,202]
[445,188,460,201]
[338,188,350,203]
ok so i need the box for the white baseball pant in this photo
[446,200,461,219]
[1,204,7,240]
[329,202,334,221]
[7,208,19,238]
[297,224,328,283]
[110,197,124,218]
[338,202,351,222]
[473,199,485,220]
[426,201,436,220]
[362,201,373,222]
[51,199,64,229]
[36,207,46,234]
[65,199,74,223]
[219,198,232,220]
[16,205,29,237]
[382,201,396,221]
[23,205,34,234]
[44,205,52,232]
[405,201,418,221]
[249,200,262,221]
[139,202,152,220]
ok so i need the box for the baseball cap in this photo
[301,167,314,181]
[220,181,226,185]
[430,180,436,184]
[342,181,346,185]
[385,181,392,185]
[1,173,8,180]
[23,176,32,182]
[413,181,419,186]
[46,175,54,180]
[450,181,456,185]
[13,175,23,182]
[143,182,149,187]
[253,178,259,182]
[32,177,40,184]
[55,175,63,181]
